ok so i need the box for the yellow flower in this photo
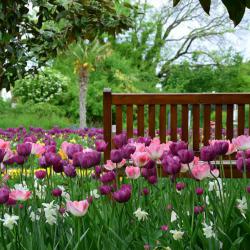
[58,149,68,160]
[69,139,76,143]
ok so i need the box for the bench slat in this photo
[159,104,166,143]
[126,105,133,139]
[148,105,155,138]
[116,105,123,134]
[238,104,245,135]
[203,104,211,145]
[171,104,177,141]
[226,104,234,140]
[193,104,200,152]
[137,105,144,137]
[181,104,188,142]
[215,104,222,139]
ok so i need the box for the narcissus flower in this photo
[0,213,19,230]
[133,207,148,221]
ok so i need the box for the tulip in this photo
[195,187,204,196]
[194,206,204,215]
[100,171,116,183]
[52,188,62,197]
[35,170,47,179]
[64,164,77,178]
[113,185,132,203]
[66,144,83,159]
[146,142,165,160]
[122,144,136,159]
[246,186,250,193]
[169,141,188,155]
[200,146,216,162]
[17,143,32,157]
[39,156,49,168]
[176,182,185,191]
[162,156,181,175]
[95,140,108,152]
[110,149,123,163]
[113,134,127,149]
[191,162,219,180]
[213,141,229,156]
[178,149,194,164]
[0,187,10,204]
[142,188,149,196]
[99,185,112,195]
[131,151,150,167]
[161,225,169,231]
[125,166,140,179]
[66,200,89,217]
[9,190,31,201]
[0,149,5,162]
[147,175,158,185]
[232,135,250,150]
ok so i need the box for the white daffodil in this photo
[0,213,19,230]
[30,211,40,222]
[171,211,178,222]
[133,208,148,221]
[236,196,248,218]
[90,189,100,199]
[202,222,216,239]
[42,201,59,225]
[170,230,184,240]
[14,182,28,191]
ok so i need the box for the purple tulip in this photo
[178,149,194,164]
[66,144,83,159]
[246,186,250,193]
[113,185,131,203]
[100,171,116,183]
[52,188,62,197]
[195,187,204,196]
[110,149,123,163]
[17,143,32,157]
[0,186,10,204]
[95,140,108,152]
[39,156,49,168]
[35,170,47,179]
[113,134,127,149]
[213,141,229,156]
[176,182,185,191]
[200,146,216,162]
[0,149,5,162]
[64,164,76,177]
[122,144,136,159]
[12,155,26,165]
[142,188,149,196]
[99,185,112,195]
[162,156,181,175]
[148,175,158,185]
[194,206,204,215]
[169,141,188,155]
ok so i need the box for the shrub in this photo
[13,68,69,104]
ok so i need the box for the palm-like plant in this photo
[72,39,112,128]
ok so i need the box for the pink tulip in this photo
[232,135,250,151]
[61,141,72,154]
[31,143,45,156]
[131,152,150,167]
[191,162,219,180]
[0,139,10,151]
[9,190,31,201]
[104,160,116,171]
[66,200,89,217]
[125,166,140,179]
[181,156,199,173]
[132,143,146,152]
[146,143,165,160]
[3,148,14,162]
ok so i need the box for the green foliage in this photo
[53,43,158,124]
[0,102,72,129]
[0,0,133,90]
[174,0,249,26]
[163,53,248,93]
[13,68,69,103]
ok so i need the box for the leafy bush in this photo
[13,68,69,103]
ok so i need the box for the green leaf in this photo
[222,0,246,26]
[173,0,181,7]
[199,0,211,14]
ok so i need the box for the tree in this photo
[173,0,250,26]
[0,0,132,90]
[114,0,247,81]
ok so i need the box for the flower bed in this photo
[0,129,250,249]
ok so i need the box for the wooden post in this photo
[103,88,112,161]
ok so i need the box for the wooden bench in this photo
[103,88,250,176]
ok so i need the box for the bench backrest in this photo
[103,88,250,159]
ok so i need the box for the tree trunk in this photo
[79,67,88,129]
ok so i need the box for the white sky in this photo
[147,0,250,59]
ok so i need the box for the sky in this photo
[147,0,250,59]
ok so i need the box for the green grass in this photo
[0,113,73,129]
